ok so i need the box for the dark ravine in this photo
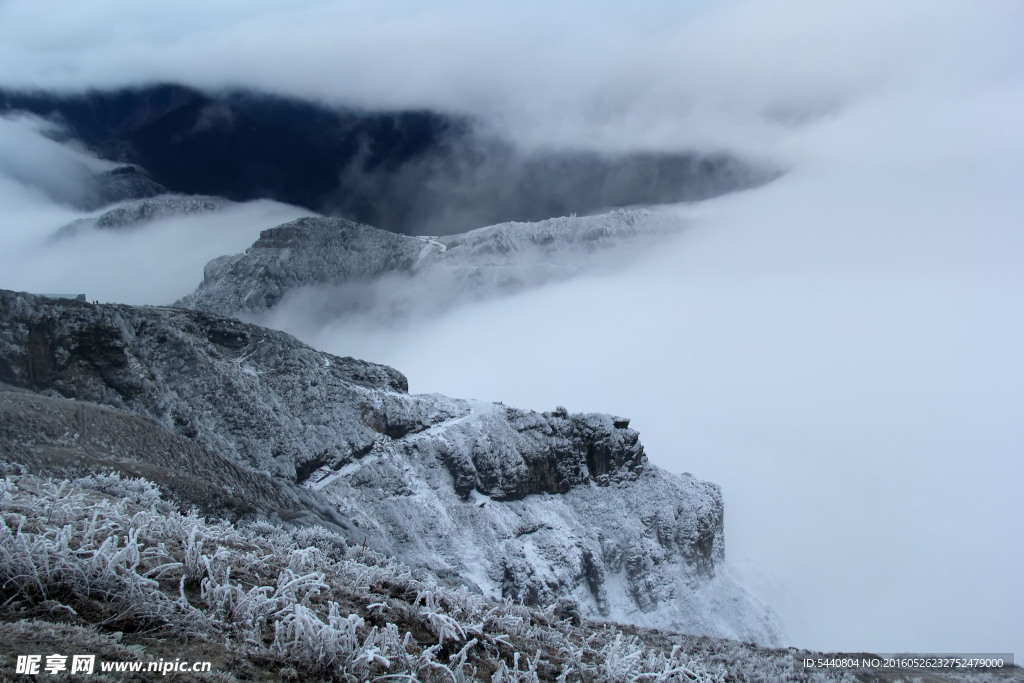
[0,289,779,642]
[2,84,776,233]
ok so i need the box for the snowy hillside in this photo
[3,472,1016,681]
[0,290,777,643]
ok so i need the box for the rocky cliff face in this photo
[177,208,684,320]
[0,289,778,643]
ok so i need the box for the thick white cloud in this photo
[1,0,1020,153]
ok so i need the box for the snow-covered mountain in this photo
[178,209,688,323]
[0,289,779,644]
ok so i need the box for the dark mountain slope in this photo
[0,383,343,526]
[1,84,775,233]
[1,84,451,220]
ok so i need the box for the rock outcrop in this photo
[0,290,779,643]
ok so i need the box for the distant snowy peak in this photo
[54,194,224,239]
[177,208,685,319]
[90,196,222,229]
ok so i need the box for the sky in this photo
[1,0,1022,656]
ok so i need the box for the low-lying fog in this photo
[1,0,1020,657]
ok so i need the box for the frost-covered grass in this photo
[0,472,875,681]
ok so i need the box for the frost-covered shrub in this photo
[0,478,204,633]
[290,524,349,557]
[0,473,856,681]
[0,460,27,476]
[71,472,174,512]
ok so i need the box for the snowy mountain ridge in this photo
[177,208,686,322]
[0,289,779,644]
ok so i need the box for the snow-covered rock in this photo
[0,289,780,643]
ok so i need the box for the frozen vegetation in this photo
[2,471,1017,681]
[0,471,841,681]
